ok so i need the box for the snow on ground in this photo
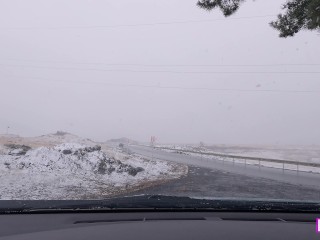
[205,144,320,164]
[183,152,320,174]
[0,131,96,149]
[156,144,320,174]
[0,142,187,200]
[157,144,320,163]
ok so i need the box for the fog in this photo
[0,0,319,145]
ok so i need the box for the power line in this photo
[0,14,277,30]
[1,64,320,74]
[5,75,320,94]
[2,59,320,67]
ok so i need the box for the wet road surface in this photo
[126,145,320,201]
[128,166,320,201]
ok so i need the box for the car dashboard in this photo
[0,211,318,240]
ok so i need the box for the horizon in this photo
[1,131,320,147]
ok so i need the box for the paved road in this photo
[127,166,320,201]
[128,145,320,195]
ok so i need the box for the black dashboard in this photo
[0,211,318,240]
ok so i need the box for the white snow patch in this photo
[0,143,187,200]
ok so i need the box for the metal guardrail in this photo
[155,147,320,168]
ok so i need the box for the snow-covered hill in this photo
[0,143,187,200]
[0,131,96,149]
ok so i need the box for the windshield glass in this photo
[0,0,320,206]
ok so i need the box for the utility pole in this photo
[150,136,156,147]
[6,126,10,135]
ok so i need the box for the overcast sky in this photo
[0,0,319,145]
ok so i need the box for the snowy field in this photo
[156,144,320,174]
[0,133,187,200]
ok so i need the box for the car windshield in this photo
[0,0,320,208]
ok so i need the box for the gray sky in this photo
[0,0,319,145]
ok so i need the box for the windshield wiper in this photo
[0,195,319,214]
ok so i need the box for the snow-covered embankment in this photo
[0,143,187,200]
